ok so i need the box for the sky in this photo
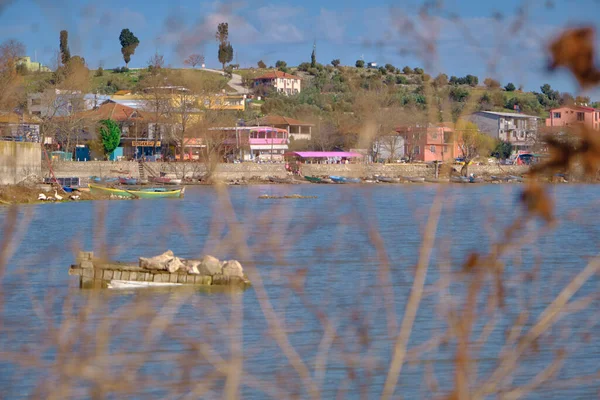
[1,0,600,98]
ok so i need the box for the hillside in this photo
[22,68,230,95]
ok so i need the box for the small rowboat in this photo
[89,184,185,199]
[329,176,361,184]
[107,280,183,289]
[376,176,401,183]
[304,176,323,183]
[119,177,138,185]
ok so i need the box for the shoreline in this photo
[0,173,579,207]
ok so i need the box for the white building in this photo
[252,71,302,96]
[468,111,539,151]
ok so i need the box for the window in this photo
[430,145,436,153]
[595,112,598,121]
[414,146,420,155]
[553,112,561,118]
[577,112,585,121]
[204,99,210,107]
[31,98,41,106]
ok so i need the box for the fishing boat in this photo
[329,176,362,184]
[304,176,323,183]
[269,176,292,184]
[107,280,183,289]
[89,184,185,199]
[149,176,182,185]
[407,177,425,183]
[451,176,470,183]
[119,177,138,185]
[375,176,401,183]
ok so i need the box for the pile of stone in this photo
[139,250,244,278]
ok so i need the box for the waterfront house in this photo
[205,125,288,161]
[545,105,600,131]
[468,111,538,152]
[396,124,458,162]
[256,115,313,141]
[252,71,302,96]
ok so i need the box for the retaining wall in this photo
[0,141,42,185]
[48,160,529,183]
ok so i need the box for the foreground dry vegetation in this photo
[1,2,600,399]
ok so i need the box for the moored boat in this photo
[329,176,361,184]
[89,184,185,199]
[407,177,425,183]
[304,176,323,183]
[376,176,401,183]
[119,177,138,185]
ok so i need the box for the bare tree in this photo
[184,54,204,68]
[140,72,174,154]
[147,52,165,75]
[0,39,26,111]
[454,119,496,175]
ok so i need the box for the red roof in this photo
[72,102,143,122]
[550,105,599,113]
[253,71,302,80]
[258,115,313,126]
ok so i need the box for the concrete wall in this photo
[0,141,41,184]
[49,160,529,183]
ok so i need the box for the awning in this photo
[250,144,288,150]
[284,151,364,158]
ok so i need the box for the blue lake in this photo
[0,184,598,399]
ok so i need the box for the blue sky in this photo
[1,0,600,97]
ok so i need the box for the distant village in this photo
[2,28,599,166]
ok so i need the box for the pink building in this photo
[396,125,460,162]
[545,105,600,131]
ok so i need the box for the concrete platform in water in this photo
[69,251,250,289]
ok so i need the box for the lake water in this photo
[0,184,598,399]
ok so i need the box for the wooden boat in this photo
[89,184,185,199]
[407,177,425,183]
[304,176,323,183]
[107,280,182,289]
[451,176,470,183]
[119,177,138,185]
[329,176,361,184]
[376,176,401,183]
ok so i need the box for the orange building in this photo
[396,124,460,162]
[545,105,600,131]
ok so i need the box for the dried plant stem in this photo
[381,190,444,400]
[474,257,600,398]
[501,353,565,400]
[224,290,243,400]
[215,186,321,398]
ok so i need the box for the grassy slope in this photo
[21,68,230,94]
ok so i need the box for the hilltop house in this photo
[252,71,302,95]
[16,56,50,73]
[468,111,538,152]
[545,105,600,131]
[256,115,313,141]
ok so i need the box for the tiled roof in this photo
[70,102,143,122]
[258,115,313,126]
[253,71,302,80]
[549,105,599,112]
